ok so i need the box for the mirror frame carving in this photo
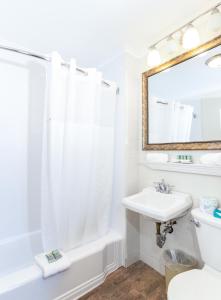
[142,35,221,150]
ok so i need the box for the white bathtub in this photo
[0,231,123,300]
[0,230,42,278]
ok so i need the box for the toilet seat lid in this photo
[168,268,221,300]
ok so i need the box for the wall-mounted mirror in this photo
[142,36,221,150]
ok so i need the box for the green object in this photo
[52,249,62,260]
[45,249,63,264]
[46,253,56,264]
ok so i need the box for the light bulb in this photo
[208,8,221,32]
[182,24,200,49]
[147,47,161,67]
[166,36,178,54]
[206,54,221,68]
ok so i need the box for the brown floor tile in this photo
[79,261,167,300]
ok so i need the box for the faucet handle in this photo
[165,183,174,194]
[153,179,174,194]
[190,218,200,227]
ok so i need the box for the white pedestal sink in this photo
[122,187,192,222]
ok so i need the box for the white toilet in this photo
[168,208,221,300]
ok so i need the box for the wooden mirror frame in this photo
[142,35,221,151]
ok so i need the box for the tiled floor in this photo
[80,261,167,300]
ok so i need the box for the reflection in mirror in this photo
[148,44,221,144]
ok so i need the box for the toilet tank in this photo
[191,208,221,272]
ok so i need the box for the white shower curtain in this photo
[170,102,193,142]
[149,97,174,143]
[149,98,193,143]
[41,52,117,251]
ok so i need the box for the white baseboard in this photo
[54,236,124,300]
[56,261,119,300]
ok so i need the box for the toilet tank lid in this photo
[191,208,221,229]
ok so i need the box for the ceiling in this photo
[0,0,219,67]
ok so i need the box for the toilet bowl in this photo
[168,208,221,300]
[168,266,221,300]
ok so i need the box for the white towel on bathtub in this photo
[35,250,71,278]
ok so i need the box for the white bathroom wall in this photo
[201,97,221,140]
[124,53,141,265]
[101,10,221,274]
[138,23,221,273]
[100,49,221,272]
[99,54,127,267]
[0,52,46,273]
[0,51,46,241]
[0,57,29,240]
[100,51,140,266]
[138,165,221,273]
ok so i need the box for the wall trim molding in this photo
[55,240,122,300]
[55,261,119,300]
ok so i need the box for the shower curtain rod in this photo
[0,44,119,93]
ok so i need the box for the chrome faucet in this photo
[154,179,173,194]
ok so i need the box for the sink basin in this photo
[122,187,192,222]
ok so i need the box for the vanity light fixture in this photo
[147,46,161,67]
[208,7,221,32]
[182,24,200,49]
[205,54,221,68]
[166,36,179,54]
[146,2,221,68]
